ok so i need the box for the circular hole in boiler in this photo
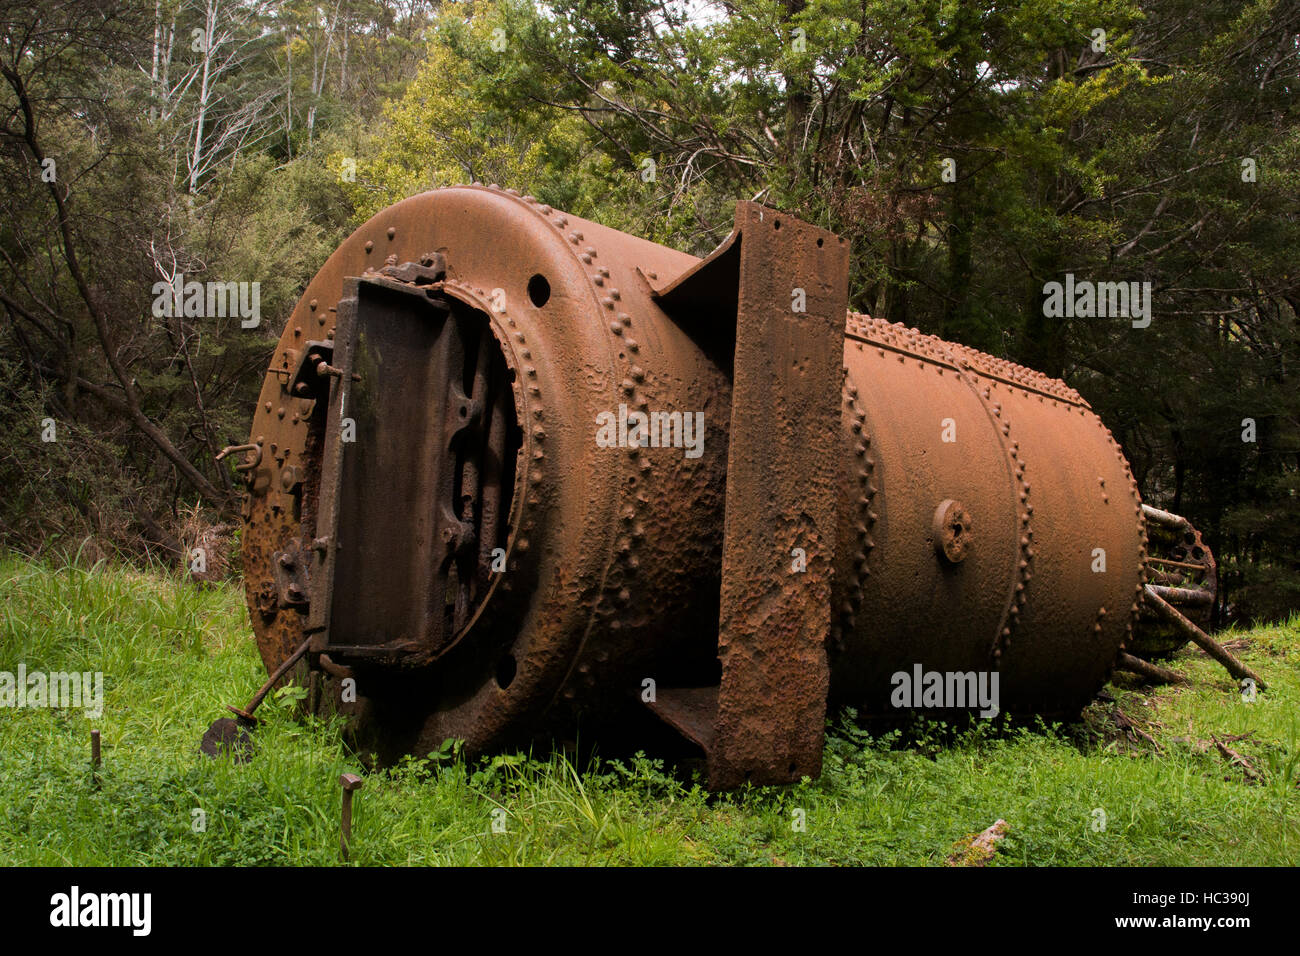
[496,653,517,689]
[773,219,782,230]
[816,237,824,247]
[527,274,551,308]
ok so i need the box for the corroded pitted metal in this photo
[238,185,1199,788]
[242,185,730,767]
[828,314,1144,720]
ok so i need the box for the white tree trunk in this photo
[188,0,217,194]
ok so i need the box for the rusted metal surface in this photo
[234,184,1244,790]
[241,185,730,769]
[310,262,517,665]
[1115,651,1190,686]
[339,773,363,861]
[830,315,1146,718]
[224,636,311,725]
[647,201,849,788]
[199,718,254,762]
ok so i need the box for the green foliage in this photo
[338,7,591,222]
[1,557,1297,866]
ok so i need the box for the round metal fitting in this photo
[933,499,972,564]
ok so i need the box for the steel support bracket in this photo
[649,202,850,788]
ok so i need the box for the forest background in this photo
[2,0,1297,623]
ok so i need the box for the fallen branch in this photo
[1211,735,1261,783]
[947,819,1009,866]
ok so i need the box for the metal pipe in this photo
[226,637,311,724]
[1115,651,1189,686]
[1141,504,1192,531]
[1146,584,1214,606]
[1144,585,1265,690]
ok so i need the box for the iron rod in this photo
[1144,585,1265,690]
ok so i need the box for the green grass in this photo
[1,552,1296,866]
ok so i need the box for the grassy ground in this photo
[0,553,1296,866]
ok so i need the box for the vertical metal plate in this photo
[708,203,850,788]
[309,276,467,662]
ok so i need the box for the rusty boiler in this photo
[234,184,1190,789]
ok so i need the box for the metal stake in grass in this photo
[90,729,101,788]
[340,773,363,861]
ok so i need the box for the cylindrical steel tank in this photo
[830,316,1146,718]
[237,184,1149,785]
